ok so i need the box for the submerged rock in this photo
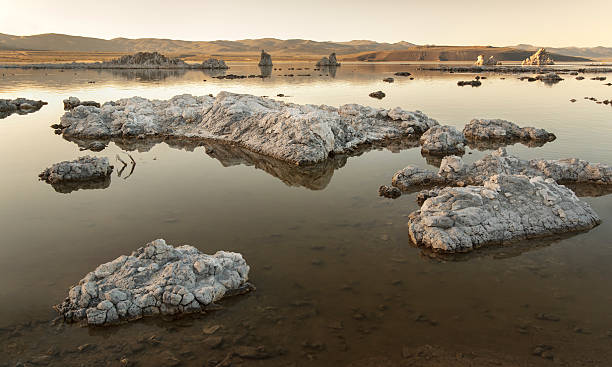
[457,80,481,87]
[391,148,612,193]
[408,174,601,252]
[316,53,340,67]
[201,58,229,69]
[55,92,438,165]
[419,125,466,156]
[474,55,500,66]
[54,239,252,325]
[63,97,101,110]
[378,185,402,199]
[522,48,555,66]
[39,156,113,183]
[0,98,47,118]
[463,119,555,144]
[258,50,273,66]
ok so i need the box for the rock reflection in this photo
[109,69,188,82]
[466,138,552,151]
[46,176,111,194]
[415,232,586,262]
[258,65,273,78]
[320,65,338,78]
[63,135,420,190]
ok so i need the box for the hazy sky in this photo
[1,0,610,47]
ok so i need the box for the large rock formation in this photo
[316,53,341,67]
[474,55,500,66]
[39,156,113,183]
[55,92,439,165]
[463,119,556,144]
[0,98,47,118]
[201,58,229,69]
[419,125,466,156]
[391,148,612,193]
[54,239,252,325]
[106,52,188,67]
[407,174,601,253]
[258,50,273,66]
[522,48,555,66]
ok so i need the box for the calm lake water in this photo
[1,63,612,366]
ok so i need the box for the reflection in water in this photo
[467,138,552,151]
[258,65,273,77]
[63,135,421,190]
[110,69,187,82]
[44,176,111,194]
[416,231,591,262]
[320,65,338,78]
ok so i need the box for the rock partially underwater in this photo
[55,91,439,165]
[258,50,273,66]
[463,119,556,146]
[54,239,252,325]
[39,156,114,193]
[0,98,47,119]
[419,125,466,156]
[407,174,600,253]
[522,48,555,66]
[391,148,612,195]
[63,97,101,110]
[316,53,341,67]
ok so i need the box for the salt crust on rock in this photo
[407,174,601,252]
[57,91,439,165]
[463,119,555,143]
[54,239,251,325]
[392,148,611,192]
[419,125,466,156]
[39,156,113,183]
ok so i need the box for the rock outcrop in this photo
[536,72,563,83]
[0,98,47,118]
[457,80,481,87]
[391,148,612,193]
[55,92,439,165]
[63,97,101,110]
[407,174,601,253]
[463,119,556,144]
[316,53,341,67]
[419,125,466,156]
[39,156,113,184]
[258,50,273,66]
[106,52,188,67]
[201,58,229,69]
[522,48,555,66]
[474,55,500,66]
[369,91,386,99]
[54,239,252,325]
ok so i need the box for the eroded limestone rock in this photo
[391,148,612,194]
[419,125,466,156]
[54,239,252,325]
[408,174,601,252]
[0,98,47,118]
[316,53,340,67]
[63,97,101,110]
[522,48,555,66]
[474,55,500,66]
[107,52,188,67]
[39,156,113,183]
[463,119,556,144]
[202,58,229,69]
[258,50,273,66]
[55,92,439,165]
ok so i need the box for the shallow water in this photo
[1,63,612,366]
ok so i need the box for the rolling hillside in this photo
[343,46,591,62]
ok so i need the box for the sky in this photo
[1,0,610,47]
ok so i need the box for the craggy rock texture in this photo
[106,52,188,67]
[0,98,47,118]
[463,119,556,145]
[63,97,100,110]
[316,53,341,67]
[258,50,273,66]
[536,72,563,84]
[522,48,555,66]
[54,239,252,325]
[474,55,500,66]
[391,148,612,194]
[378,185,402,199]
[39,156,113,183]
[369,91,386,99]
[407,174,601,252]
[419,125,466,156]
[56,92,439,165]
[457,80,481,87]
[201,58,229,69]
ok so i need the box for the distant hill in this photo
[343,46,591,62]
[514,44,612,60]
[0,33,415,56]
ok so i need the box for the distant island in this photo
[0,33,610,64]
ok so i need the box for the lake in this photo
[1,63,611,366]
